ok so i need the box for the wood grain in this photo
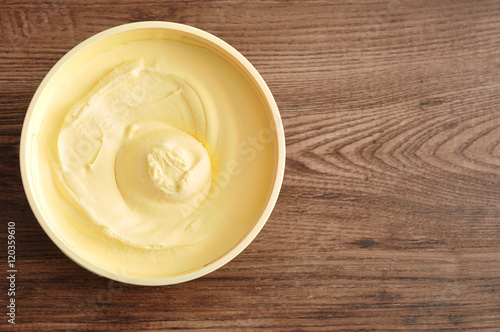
[2,0,500,330]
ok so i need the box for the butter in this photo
[35,34,278,279]
[144,126,211,202]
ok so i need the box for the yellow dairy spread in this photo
[34,31,278,279]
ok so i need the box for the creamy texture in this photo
[56,61,213,248]
[35,34,278,278]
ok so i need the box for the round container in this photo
[20,22,285,285]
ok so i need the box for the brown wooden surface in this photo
[2,0,500,330]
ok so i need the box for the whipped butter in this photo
[57,61,213,249]
[34,32,278,279]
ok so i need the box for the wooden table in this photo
[1,0,500,330]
